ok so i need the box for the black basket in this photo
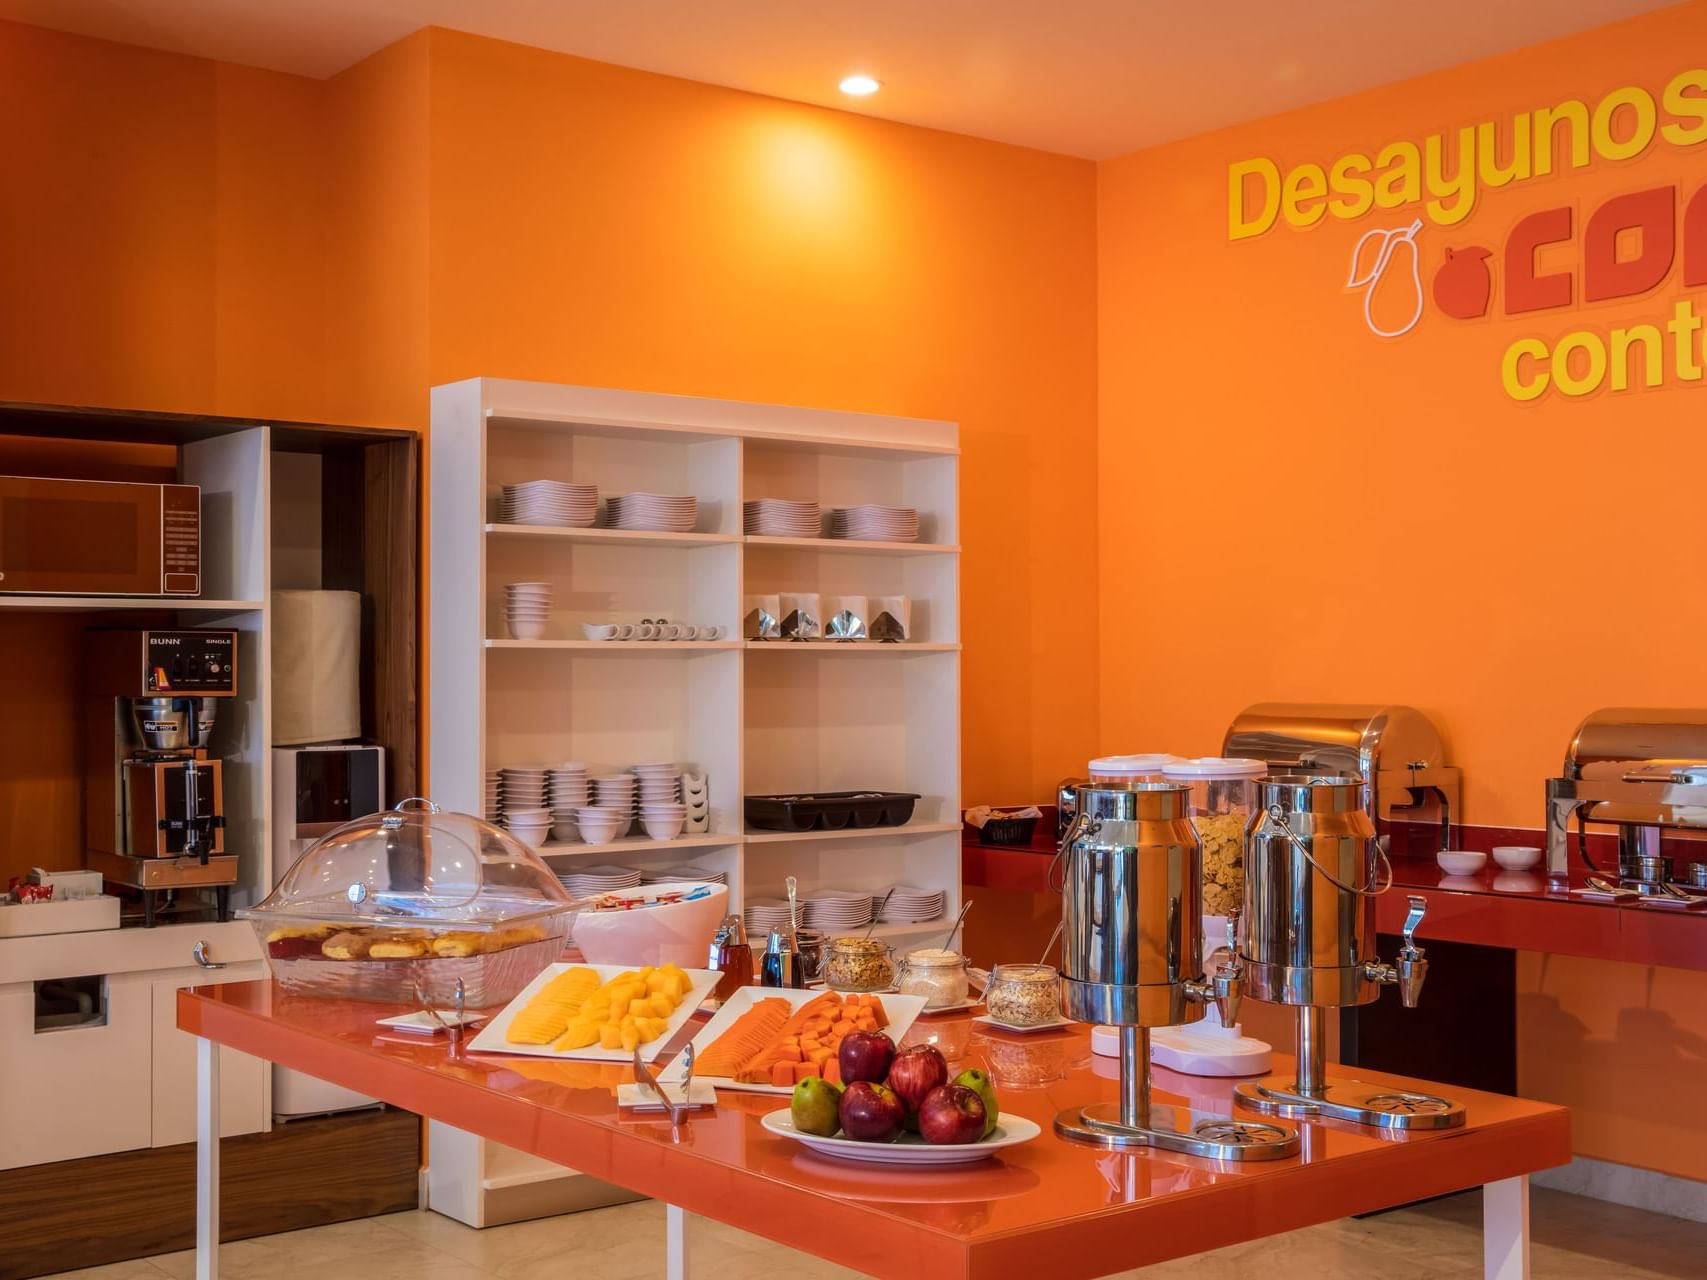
[978,815,1039,846]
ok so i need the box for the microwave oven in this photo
[0,476,201,596]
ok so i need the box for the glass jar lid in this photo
[989,962,1058,984]
[243,798,574,932]
[902,947,965,968]
[829,935,888,955]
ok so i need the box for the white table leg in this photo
[196,1036,220,1280]
[666,1203,689,1280]
[1483,1174,1530,1280]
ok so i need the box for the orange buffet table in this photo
[179,982,1569,1280]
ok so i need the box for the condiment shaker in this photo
[760,927,801,989]
[708,913,754,1000]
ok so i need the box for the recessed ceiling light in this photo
[839,75,882,97]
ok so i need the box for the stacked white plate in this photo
[482,769,504,823]
[878,885,947,923]
[642,865,728,886]
[829,505,920,543]
[504,582,552,640]
[744,498,822,538]
[557,865,643,897]
[499,480,598,527]
[802,889,875,930]
[746,898,792,935]
[499,766,549,813]
[592,772,638,818]
[604,493,699,533]
[549,764,589,842]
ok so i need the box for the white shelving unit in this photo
[428,378,961,1226]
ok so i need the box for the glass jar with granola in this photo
[1161,757,1267,921]
[823,936,896,992]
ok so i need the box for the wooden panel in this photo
[366,437,420,801]
[0,1107,421,1280]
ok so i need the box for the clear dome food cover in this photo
[242,798,577,1006]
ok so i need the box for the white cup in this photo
[676,624,699,641]
[614,622,637,640]
[658,623,682,640]
[581,623,619,641]
[700,624,725,641]
[636,622,659,640]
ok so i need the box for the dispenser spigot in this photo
[1363,895,1429,1008]
[1186,910,1244,1026]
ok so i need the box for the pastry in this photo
[321,930,372,960]
[369,938,430,959]
[430,931,484,957]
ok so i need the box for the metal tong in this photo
[633,1041,697,1125]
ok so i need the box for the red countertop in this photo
[963,823,1707,973]
[181,981,1568,1280]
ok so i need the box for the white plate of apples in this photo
[761,1038,1041,1165]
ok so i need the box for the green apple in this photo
[952,1068,999,1137]
[791,1075,844,1137]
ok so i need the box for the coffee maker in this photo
[83,628,238,926]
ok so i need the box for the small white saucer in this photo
[375,1010,487,1035]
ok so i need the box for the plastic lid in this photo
[1088,754,1183,775]
[1161,756,1269,780]
[243,798,574,930]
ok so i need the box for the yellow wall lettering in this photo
[1373,140,1420,209]
[1553,331,1608,396]
[1661,70,1707,146]
[1228,157,1281,240]
[1281,162,1329,227]
[1592,86,1657,162]
[1477,116,1531,187]
[1610,324,1664,390]
[1424,126,1477,225]
[1327,153,1374,218]
[1502,338,1551,401]
[1533,100,1590,177]
[1667,299,1704,380]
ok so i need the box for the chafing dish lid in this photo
[1565,708,1707,780]
[1221,703,1449,774]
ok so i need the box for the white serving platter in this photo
[971,1013,1075,1034]
[466,962,720,1062]
[659,985,928,1094]
[760,1109,1042,1166]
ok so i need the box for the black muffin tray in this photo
[744,791,921,832]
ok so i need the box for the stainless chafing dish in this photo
[1545,708,1707,888]
[1222,704,1460,852]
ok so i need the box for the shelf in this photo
[744,642,960,654]
[743,821,961,844]
[486,639,741,651]
[487,408,958,456]
[537,832,740,857]
[744,536,959,555]
[868,917,950,939]
[0,596,264,613]
[485,523,738,547]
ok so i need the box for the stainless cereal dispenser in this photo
[1053,782,1299,1158]
[1232,775,1465,1129]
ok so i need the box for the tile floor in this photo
[36,1186,1707,1279]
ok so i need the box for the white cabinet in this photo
[0,921,267,1167]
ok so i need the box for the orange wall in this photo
[1097,1,1707,1180]
[1097,2,1707,829]
[0,20,1098,806]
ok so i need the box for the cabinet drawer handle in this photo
[192,940,227,970]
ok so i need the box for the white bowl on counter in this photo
[1492,845,1542,871]
[1436,849,1487,876]
[571,881,729,967]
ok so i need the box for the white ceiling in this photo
[0,0,1675,157]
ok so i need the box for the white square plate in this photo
[660,986,928,1094]
[466,962,720,1062]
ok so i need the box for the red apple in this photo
[838,1080,906,1142]
[837,1030,895,1085]
[918,1084,987,1146]
[885,1044,949,1129]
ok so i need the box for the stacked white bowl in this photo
[548,764,589,842]
[591,773,637,826]
[482,769,504,823]
[504,581,552,640]
[503,805,551,848]
[499,766,548,813]
[634,763,685,838]
[574,805,628,846]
